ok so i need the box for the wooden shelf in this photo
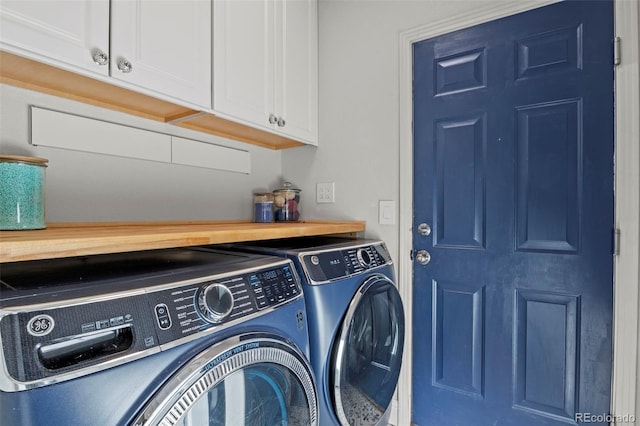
[0,50,196,122]
[0,220,365,263]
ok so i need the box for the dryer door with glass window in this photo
[132,334,317,426]
[332,275,405,426]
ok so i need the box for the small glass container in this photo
[0,155,48,230]
[273,181,301,222]
[253,192,274,223]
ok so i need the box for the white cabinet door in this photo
[0,0,110,76]
[278,0,318,144]
[110,0,211,108]
[213,0,317,145]
[212,0,274,130]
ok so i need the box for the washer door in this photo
[132,334,317,426]
[332,274,405,426]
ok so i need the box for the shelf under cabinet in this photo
[0,51,305,150]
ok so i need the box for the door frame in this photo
[397,1,640,425]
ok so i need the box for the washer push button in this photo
[155,304,172,330]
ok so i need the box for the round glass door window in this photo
[332,275,405,425]
[132,335,317,426]
[174,364,310,425]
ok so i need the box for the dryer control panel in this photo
[299,242,392,284]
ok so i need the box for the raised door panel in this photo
[278,0,318,145]
[0,0,109,76]
[213,0,274,131]
[110,0,211,108]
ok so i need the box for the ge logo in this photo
[27,315,55,337]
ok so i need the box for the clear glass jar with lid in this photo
[273,182,301,222]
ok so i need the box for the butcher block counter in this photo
[0,220,365,263]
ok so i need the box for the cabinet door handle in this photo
[268,114,278,125]
[277,117,286,127]
[91,49,109,66]
[117,58,133,73]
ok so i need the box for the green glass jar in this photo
[0,155,48,230]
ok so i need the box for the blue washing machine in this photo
[0,247,318,425]
[221,237,405,426]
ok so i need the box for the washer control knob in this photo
[356,248,373,268]
[198,284,234,323]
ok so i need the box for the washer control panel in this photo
[150,263,300,345]
[0,254,301,389]
[300,242,392,284]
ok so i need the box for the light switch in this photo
[379,201,396,225]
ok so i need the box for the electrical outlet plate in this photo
[316,182,335,203]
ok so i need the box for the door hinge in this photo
[614,228,621,256]
[614,36,622,66]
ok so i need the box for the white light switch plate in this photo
[379,200,396,225]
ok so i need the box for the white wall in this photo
[0,83,282,222]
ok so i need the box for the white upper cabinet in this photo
[213,0,274,130]
[213,0,318,145]
[0,0,110,75]
[278,0,318,144]
[0,0,211,109]
[110,0,211,108]
[1,0,315,147]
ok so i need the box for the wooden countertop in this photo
[0,220,365,263]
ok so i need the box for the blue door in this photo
[412,1,614,425]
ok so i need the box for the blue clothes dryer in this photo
[223,238,405,426]
[0,247,318,426]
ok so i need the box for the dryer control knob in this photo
[199,284,234,323]
[357,248,373,268]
